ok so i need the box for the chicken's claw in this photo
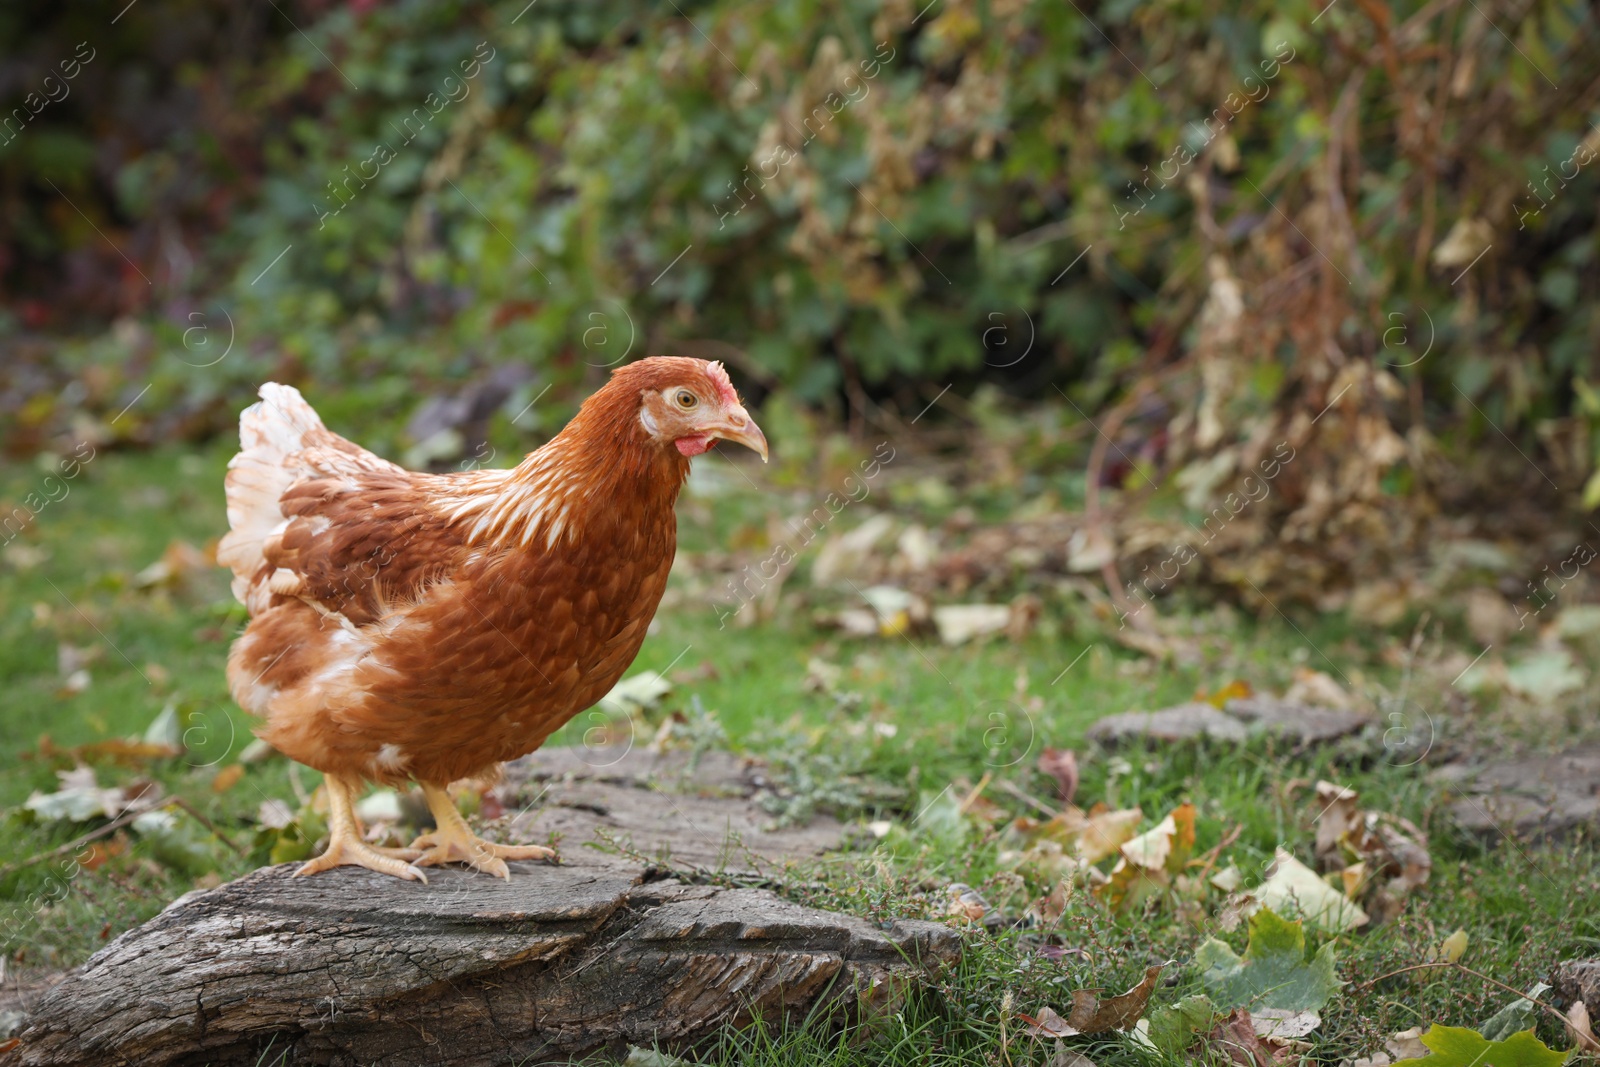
[295,840,429,883]
[411,783,558,880]
[294,773,429,883]
[408,835,557,880]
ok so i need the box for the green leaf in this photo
[913,787,967,849]
[1396,1025,1570,1066]
[1145,994,1218,1056]
[132,810,218,877]
[143,702,184,750]
[1582,468,1600,512]
[1194,907,1342,1012]
[1505,650,1586,701]
[1538,269,1579,310]
[265,807,328,866]
[1480,983,1551,1041]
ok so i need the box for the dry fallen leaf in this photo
[1078,807,1144,864]
[1567,1001,1600,1053]
[1026,881,1071,927]
[1251,1007,1321,1039]
[1206,1009,1301,1065]
[1284,667,1353,709]
[1099,803,1197,913]
[860,585,928,636]
[76,839,125,871]
[211,764,245,793]
[801,657,843,694]
[1037,747,1080,806]
[1066,525,1114,573]
[1211,864,1244,892]
[1431,216,1494,270]
[37,735,181,767]
[57,668,91,697]
[1313,780,1362,866]
[1387,1026,1428,1060]
[1063,964,1166,1034]
[57,642,99,677]
[932,603,1011,645]
[133,539,209,589]
[826,607,881,636]
[1255,849,1370,932]
[1001,803,1145,867]
[1309,781,1430,923]
[1020,1005,1074,1038]
[256,798,295,830]
[1021,964,1166,1038]
[811,513,896,585]
[945,882,992,923]
[1112,627,1204,663]
[1050,1048,1097,1067]
[24,766,163,822]
[1345,1026,1429,1063]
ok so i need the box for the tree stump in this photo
[1,862,959,1067]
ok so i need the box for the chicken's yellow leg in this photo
[408,783,557,880]
[295,774,428,883]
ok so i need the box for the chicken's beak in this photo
[709,406,769,463]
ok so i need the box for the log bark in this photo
[1554,959,1600,1018]
[1434,745,1600,840]
[2,862,959,1067]
[499,743,849,874]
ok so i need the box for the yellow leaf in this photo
[1167,802,1196,873]
[1340,861,1368,900]
[1255,849,1369,932]
[1199,680,1253,707]
[211,764,245,793]
[1078,808,1143,865]
[1033,807,1091,846]
[1098,803,1199,913]
[1583,468,1600,511]
[1101,860,1170,913]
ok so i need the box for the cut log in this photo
[499,743,849,874]
[1086,699,1372,747]
[1,862,959,1067]
[1434,745,1600,840]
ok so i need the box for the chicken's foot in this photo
[408,783,557,880]
[296,774,428,883]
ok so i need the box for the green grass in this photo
[1,444,1595,1065]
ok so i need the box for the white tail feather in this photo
[216,383,326,604]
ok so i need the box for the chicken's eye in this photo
[673,389,698,410]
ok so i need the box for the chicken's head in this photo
[631,357,768,462]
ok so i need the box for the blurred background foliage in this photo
[1,0,1597,603]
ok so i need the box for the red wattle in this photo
[675,434,714,456]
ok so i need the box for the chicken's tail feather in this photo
[217,383,326,607]
[240,383,326,451]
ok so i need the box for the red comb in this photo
[705,361,739,406]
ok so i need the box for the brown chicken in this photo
[218,357,767,882]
